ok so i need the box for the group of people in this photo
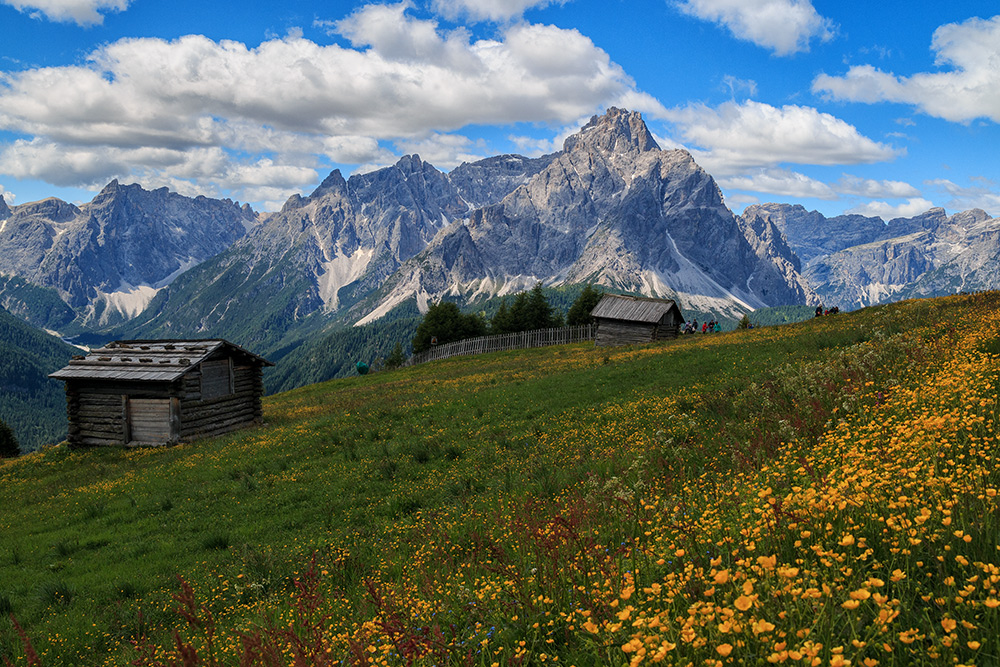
[815,306,840,317]
[682,318,723,334]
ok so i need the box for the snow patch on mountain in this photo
[318,248,374,310]
[100,284,162,321]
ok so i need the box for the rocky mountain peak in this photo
[563,107,659,156]
[309,169,348,199]
[395,154,425,174]
[950,208,992,228]
[0,196,9,218]
[16,197,80,222]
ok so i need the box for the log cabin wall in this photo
[64,379,180,447]
[595,320,658,346]
[178,363,264,442]
[653,313,681,341]
[52,339,273,448]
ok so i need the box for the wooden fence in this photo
[405,324,596,367]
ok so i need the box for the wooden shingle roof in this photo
[590,294,680,324]
[49,339,273,382]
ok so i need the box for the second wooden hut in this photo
[590,294,684,346]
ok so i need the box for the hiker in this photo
[815,306,823,317]
[714,321,721,333]
[702,322,708,334]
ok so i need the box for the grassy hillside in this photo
[0,306,76,452]
[2,293,999,666]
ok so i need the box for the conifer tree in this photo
[384,341,406,369]
[524,283,560,330]
[0,419,19,458]
[412,302,487,353]
[490,299,516,334]
[567,283,604,325]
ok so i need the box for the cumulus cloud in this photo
[813,15,1000,124]
[0,139,319,208]
[846,198,935,220]
[2,0,131,26]
[718,168,836,199]
[0,2,653,204]
[431,0,566,22]
[508,115,597,156]
[664,100,899,176]
[925,177,1000,215]
[392,133,489,170]
[834,175,920,198]
[674,0,834,56]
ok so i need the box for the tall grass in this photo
[1,293,998,666]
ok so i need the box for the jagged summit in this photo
[0,181,254,325]
[563,107,660,155]
[309,169,348,199]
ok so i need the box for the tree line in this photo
[411,283,603,354]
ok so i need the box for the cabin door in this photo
[126,398,175,444]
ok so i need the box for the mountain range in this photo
[742,203,1000,309]
[1,107,998,375]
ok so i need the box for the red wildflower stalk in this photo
[6,615,41,667]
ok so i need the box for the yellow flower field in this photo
[2,293,998,666]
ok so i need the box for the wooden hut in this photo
[590,294,684,346]
[49,339,273,447]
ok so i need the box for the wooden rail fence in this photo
[405,324,596,367]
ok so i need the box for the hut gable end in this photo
[50,339,273,447]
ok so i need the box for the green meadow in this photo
[1,293,998,666]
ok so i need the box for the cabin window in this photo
[201,359,234,400]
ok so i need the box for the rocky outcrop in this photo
[449,154,556,209]
[741,203,885,263]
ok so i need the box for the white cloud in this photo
[674,0,834,56]
[431,0,565,22]
[717,169,923,208]
[508,116,594,156]
[1,0,131,26]
[719,168,836,199]
[813,15,1000,124]
[0,3,655,204]
[722,192,759,211]
[0,184,13,205]
[392,133,488,170]
[720,75,757,98]
[664,100,899,176]
[834,175,920,198]
[846,198,935,220]
[925,177,1000,215]
[0,139,319,209]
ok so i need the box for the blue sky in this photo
[1,0,998,219]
